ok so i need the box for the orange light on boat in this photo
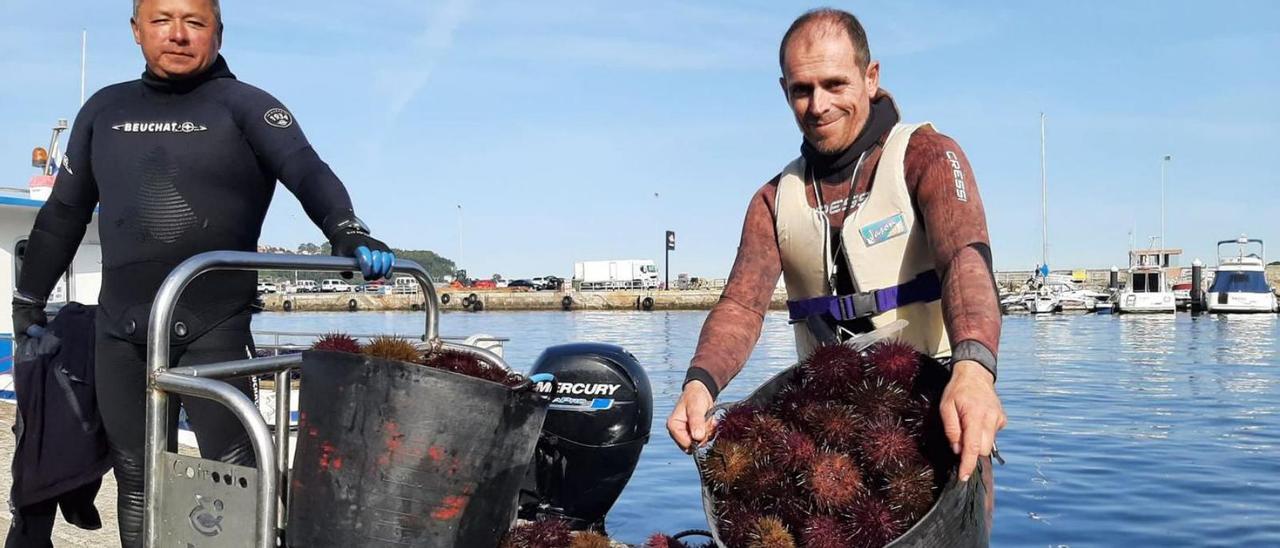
[31,147,48,168]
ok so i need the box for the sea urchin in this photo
[807,451,864,512]
[311,332,362,353]
[362,335,423,364]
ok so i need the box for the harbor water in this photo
[253,310,1280,546]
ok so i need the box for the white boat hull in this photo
[1206,292,1277,313]
[1026,296,1059,314]
[1117,291,1176,313]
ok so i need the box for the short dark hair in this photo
[779,8,870,73]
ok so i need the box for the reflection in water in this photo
[1117,315,1177,365]
[1212,314,1277,365]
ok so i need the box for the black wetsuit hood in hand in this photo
[140,55,236,94]
[799,95,899,182]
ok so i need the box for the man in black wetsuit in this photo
[9,0,395,545]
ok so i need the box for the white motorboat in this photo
[1116,248,1178,314]
[1023,286,1060,314]
[1206,236,1277,313]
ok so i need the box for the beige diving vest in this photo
[775,122,952,360]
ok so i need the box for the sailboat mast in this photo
[1040,112,1048,274]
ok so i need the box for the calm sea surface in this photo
[252,310,1280,547]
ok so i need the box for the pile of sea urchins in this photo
[700,340,955,548]
[310,332,525,387]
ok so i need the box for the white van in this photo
[393,276,419,294]
[321,279,353,293]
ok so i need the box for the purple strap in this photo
[786,270,942,322]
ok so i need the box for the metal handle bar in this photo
[144,251,438,547]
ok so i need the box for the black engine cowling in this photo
[518,343,652,531]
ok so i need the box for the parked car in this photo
[508,279,536,290]
[357,281,391,295]
[321,279,353,293]
[294,280,318,293]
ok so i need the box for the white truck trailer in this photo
[574,260,660,290]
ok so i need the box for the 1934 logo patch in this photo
[263,108,293,129]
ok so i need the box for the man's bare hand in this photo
[666,380,715,453]
[940,360,1006,482]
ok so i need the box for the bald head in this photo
[779,8,870,73]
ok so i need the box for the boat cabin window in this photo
[13,240,26,284]
[1130,272,1162,293]
[1208,271,1270,294]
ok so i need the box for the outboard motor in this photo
[519,343,652,532]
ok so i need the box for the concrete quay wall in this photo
[262,289,791,312]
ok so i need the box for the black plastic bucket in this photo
[287,350,550,547]
[695,359,993,547]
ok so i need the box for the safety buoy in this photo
[641,297,655,311]
[282,300,293,312]
[561,296,573,311]
[441,293,451,305]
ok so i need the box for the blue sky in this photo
[2,1,1277,279]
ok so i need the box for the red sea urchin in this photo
[865,339,924,388]
[767,430,818,474]
[800,343,867,397]
[423,348,524,387]
[802,515,855,548]
[883,464,937,523]
[846,377,911,423]
[311,332,362,353]
[849,496,905,548]
[500,519,573,548]
[715,508,760,548]
[856,416,920,476]
[800,403,862,451]
[807,451,864,512]
[714,407,789,448]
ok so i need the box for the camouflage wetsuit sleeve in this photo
[904,129,1001,378]
[685,128,1002,397]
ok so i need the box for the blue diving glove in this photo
[324,215,396,280]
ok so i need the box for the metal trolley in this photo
[141,251,508,547]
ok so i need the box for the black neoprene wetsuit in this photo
[16,56,361,547]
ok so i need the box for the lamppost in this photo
[456,204,463,278]
[1160,155,1172,254]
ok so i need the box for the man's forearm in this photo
[686,295,767,398]
[17,200,93,300]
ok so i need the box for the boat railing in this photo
[141,251,507,548]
